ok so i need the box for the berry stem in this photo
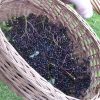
[61,67,76,80]
[60,54,76,80]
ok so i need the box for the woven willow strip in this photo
[91,0,100,14]
[0,0,99,100]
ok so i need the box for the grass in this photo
[87,12,100,38]
[0,12,99,99]
[0,81,22,100]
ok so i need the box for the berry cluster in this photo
[4,14,91,99]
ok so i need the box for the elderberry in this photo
[3,13,91,99]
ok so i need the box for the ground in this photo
[0,81,22,100]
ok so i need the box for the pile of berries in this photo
[4,14,91,99]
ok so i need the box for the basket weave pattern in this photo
[91,0,100,14]
[0,0,99,100]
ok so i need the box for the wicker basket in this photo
[91,0,100,14]
[0,0,99,100]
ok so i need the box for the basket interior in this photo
[0,0,99,100]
